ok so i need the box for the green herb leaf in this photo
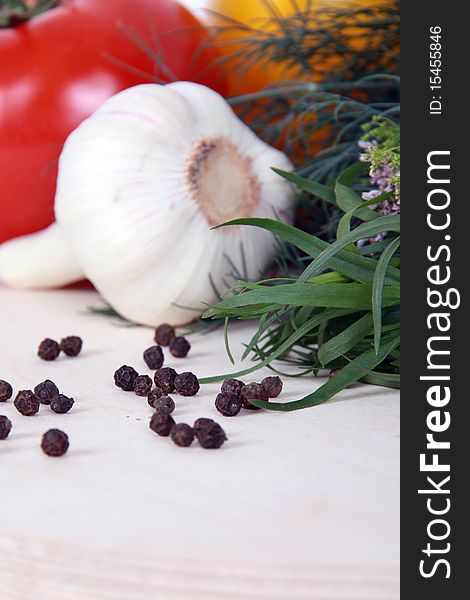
[250,335,400,411]
[360,371,400,388]
[214,218,400,285]
[203,282,399,318]
[271,168,336,204]
[336,197,382,242]
[372,236,401,353]
[336,162,368,186]
[298,215,400,282]
[318,311,373,366]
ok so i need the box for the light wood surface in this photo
[0,287,399,599]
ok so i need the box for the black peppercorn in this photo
[114,365,139,391]
[240,383,269,410]
[41,429,69,456]
[174,372,199,397]
[154,367,177,393]
[261,376,283,398]
[215,392,242,417]
[169,336,190,358]
[154,323,176,346]
[14,390,40,416]
[0,380,13,402]
[50,394,75,414]
[193,417,214,432]
[34,380,59,405]
[194,418,227,449]
[38,338,61,361]
[134,375,153,397]
[0,415,12,440]
[149,410,175,437]
[154,396,176,414]
[59,336,83,357]
[143,345,164,370]
[170,423,194,447]
[221,378,245,396]
[147,387,164,407]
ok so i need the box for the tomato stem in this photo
[0,0,59,28]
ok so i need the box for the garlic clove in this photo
[0,222,83,289]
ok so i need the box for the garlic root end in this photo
[0,222,84,289]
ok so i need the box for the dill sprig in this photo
[204,0,399,84]
[202,0,400,187]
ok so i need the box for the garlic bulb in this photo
[0,82,294,326]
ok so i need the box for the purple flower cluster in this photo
[359,140,400,216]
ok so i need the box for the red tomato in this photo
[0,0,226,243]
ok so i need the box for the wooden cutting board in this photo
[0,287,399,599]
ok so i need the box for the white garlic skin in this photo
[52,82,295,326]
[0,82,294,326]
